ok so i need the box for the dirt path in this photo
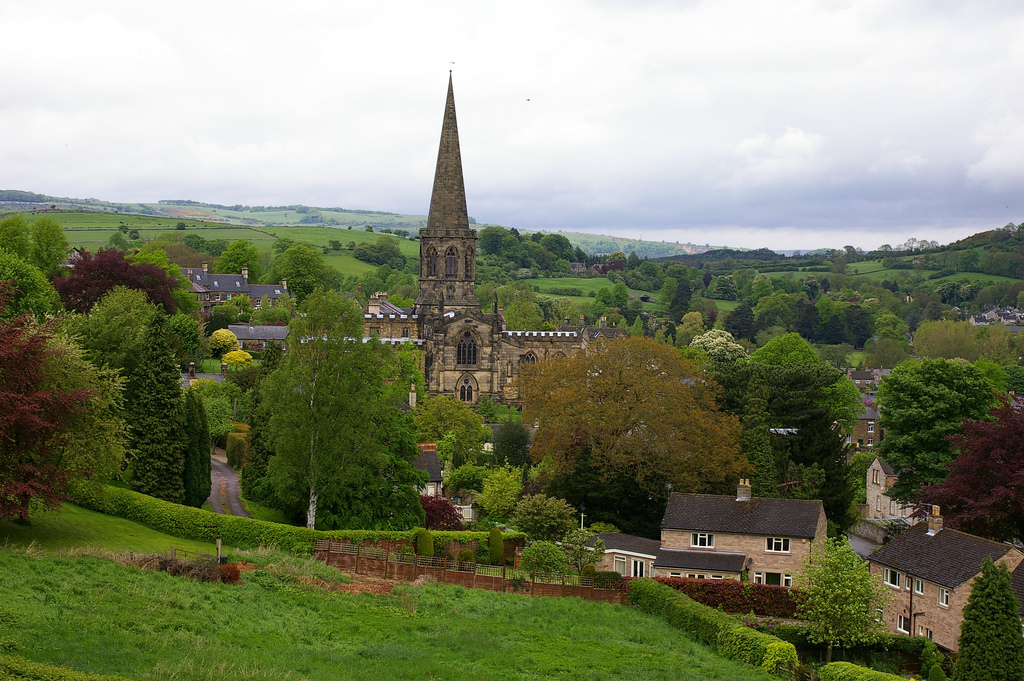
[206,449,251,518]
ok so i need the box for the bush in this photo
[0,655,133,680]
[626,579,797,677]
[222,350,252,366]
[818,662,906,680]
[209,328,239,355]
[593,571,625,590]
[456,548,475,563]
[519,541,570,575]
[225,432,247,469]
[653,576,799,618]
[489,527,504,566]
[419,495,465,531]
[415,529,433,557]
[69,482,525,556]
[474,544,490,564]
[928,665,946,681]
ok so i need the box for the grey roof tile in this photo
[654,548,747,573]
[662,493,823,539]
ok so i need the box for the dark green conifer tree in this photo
[954,558,1024,681]
[239,386,276,504]
[741,390,777,497]
[128,314,186,503]
[262,340,282,371]
[182,388,211,507]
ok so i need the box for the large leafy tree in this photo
[263,289,421,529]
[796,537,891,663]
[0,250,61,319]
[414,395,490,466]
[918,400,1024,542]
[518,336,745,500]
[0,283,125,520]
[267,243,339,303]
[127,314,186,502]
[877,358,994,501]
[29,215,70,279]
[214,239,263,281]
[511,494,577,541]
[53,248,183,314]
[954,558,1024,681]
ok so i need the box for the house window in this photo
[868,438,874,446]
[754,572,764,584]
[765,537,790,553]
[711,575,724,580]
[939,588,950,607]
[613,557,626,575]
[632,560,645,578]
[872,469,880,485]
[668,572,682,578]
[915,579,924,595]
[691,533,714,548]
[763,572,783,586]
[897,615,909,633]
[783,574,793,587]
[846,434,852,444]
[918,625,933,640]
[401,328,409,338]
[875,497,882,512]
[890,500,897,515]
[686,573,707,580]
[456,332,477,365]
[868,422,875,433]
[884,568,901,589]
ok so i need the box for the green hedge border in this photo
[626,578,797,677]
[0,655,133,681]
[70,482,524,556]
[818,661,906,681]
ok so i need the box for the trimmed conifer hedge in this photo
[626,578,797,677]
[69,482,524,556]
[817,662,907,680]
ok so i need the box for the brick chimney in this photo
[927,505,943,535]
[281,279,287,290]
[241,263,248,281]
[188,362,196,378]
[736,478,752,502]
[202,261,208,273]
[220,361,228,377]
[599,316,607,329]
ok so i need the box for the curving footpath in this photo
[206,453,251,518]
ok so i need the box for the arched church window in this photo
[457,332,477,365]
[446,247,457,278]
[428,249,438,277]
[459,378,474,403]
[521,352,538,365]
[464,248,473,279]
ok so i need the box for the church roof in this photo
[426,73,471,234]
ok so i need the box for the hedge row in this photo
[0,655,133,681]
[626,579,797,677]
[69,482,525,556]
[773,623,938,658]
[653,576,800,618]
[818,662,906,681]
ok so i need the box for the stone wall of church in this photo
[415,228,479,313]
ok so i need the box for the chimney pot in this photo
[202,261,208,272]
[242,263,248,280]
[927,505,943,534]
[736,478,752,502]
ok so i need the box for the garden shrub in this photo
[415,529,434,557]
[653,576,799,617]
[456,548,475,563]
[580,564,596,577]
[488,527,504,565]
[817,661,906,680]
[69,482,524,556]
[593,571,625,590]
[0,655,132,681]
[927,665,946,681]
[626,579,797,677]
[225,432,247,469]
[519,541,570,575]
[474,543,489,564]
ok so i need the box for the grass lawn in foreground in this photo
[0,551,774,681]
[0,503,218,555]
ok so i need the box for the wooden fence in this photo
[313,540,624,604]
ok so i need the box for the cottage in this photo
[864,457,914,521]
[867,506,1024,651]
[658,479,827,585]
[228,323,289,352]
[847,406,882,451]
[413,444,443,498]
[181,263,289,312]
[591,533,659,578]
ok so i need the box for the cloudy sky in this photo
[3,1,1023,251]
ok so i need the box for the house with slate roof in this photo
[658,479,827,585]
[590,533,660,579]
[228,323,289,352]
[867,506,1024,651]
[413,443,443,498]
[864,456,915,522]
[180,263,289,312]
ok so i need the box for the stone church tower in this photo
[363,75,624,404]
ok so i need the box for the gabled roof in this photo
[872,457,895,476]
[414,443,443,483]
[662,493,823,539]
[654,548,747,573]
[228,324,289,341]
[860,406,880,420]
[868,523,1018,589]
[590,532,660,557]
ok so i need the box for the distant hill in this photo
[0,190,715,258]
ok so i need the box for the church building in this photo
[363,75,624,403]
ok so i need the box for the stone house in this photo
[228,323,289,352]
[864,457,915,521]
[657,479,828,585]
[591,533,660,579]
[413,443,443,498]
[181,263,289,312]
[867,507,1024,652]
[847,406,882,451]
[848,370,879,390]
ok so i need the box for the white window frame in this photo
[867,438,874,446]
[868,422,875,433]
[875,497,882,512]
[686,573,707,580]
[897,615,909,634]
[691,532,714,548]
[914,578,924,595]
[613,557,626,575]
[754,572,764,584]
[884,568,901,589]
[846,434,852,444]
[632,559,645,578]
[939,588,950,607]
[765,537,790,553]
[668,572,682,578]
[711,575,724,580]
[872,469,880,485]
[783,574,793,587]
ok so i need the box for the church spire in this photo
[426,72,470,233]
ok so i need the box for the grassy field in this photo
[0,550,774,681]
[0,503,217,555]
